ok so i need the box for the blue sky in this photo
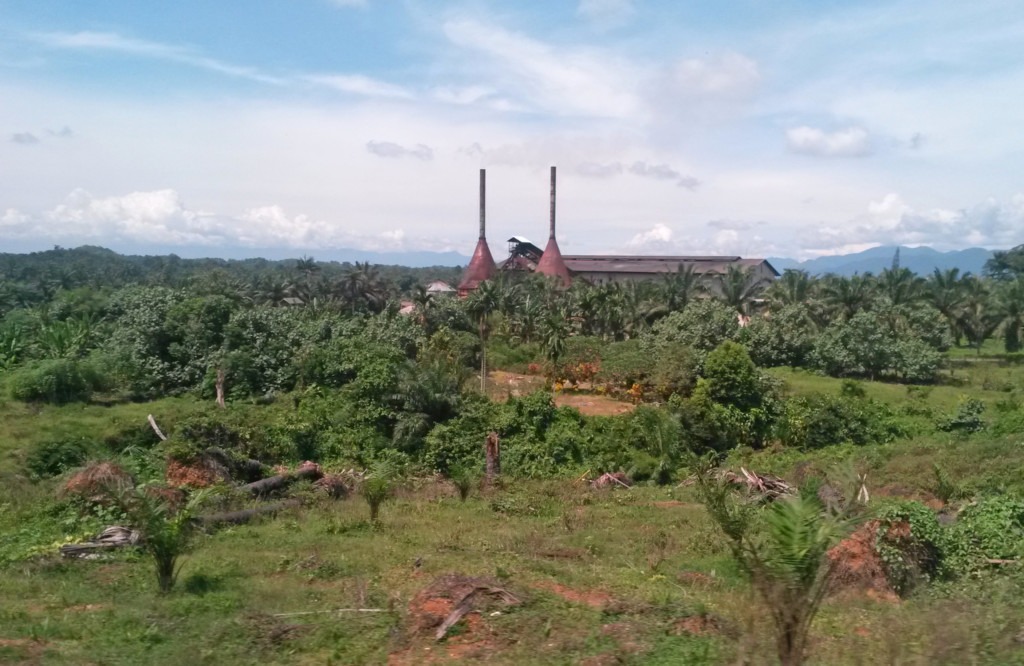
[1,0,1022,260]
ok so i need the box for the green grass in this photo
[3,356,1024,663]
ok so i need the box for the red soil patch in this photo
[673,614,723,636]
[554,393,635,417]
[600,622,647,653]
[531,581,614,609]
[60,461,132,504]
[390,574,517,665]
[165,459,222,488]
[827,520,899,602]
[676,571,715,587]
[650,500,700,509]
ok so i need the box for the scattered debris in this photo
[672,613,724,636]
[826,520,898,602]
[60,525,141,558]
[723,467,794,501]
[591,472,631,490]
[60,461,133,504]
[147,414,168,441]
[272,608,385,617]
[241,461,322,497]
[407,574,521,641]
[313,473,350,499]
[531,581,613,610]
[198,499,302,527]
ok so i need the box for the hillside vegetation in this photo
[2,246,1024,664]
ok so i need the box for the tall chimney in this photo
[457,168,498,297]
[479,168,486,239]
[535,165,571,287]
[549,165,556,239]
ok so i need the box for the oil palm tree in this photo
[821,274,875,320]
[661,263,702,312]
[878,267,925,306]
[466,280,500,392]
[957,277,1000,354]
[715,266,764,316]
[767,269,815,307]
[993,277,1024,352]
[927,268,968,345]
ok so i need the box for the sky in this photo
[1,0,1022,261]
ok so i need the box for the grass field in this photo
[2,358,1024,664]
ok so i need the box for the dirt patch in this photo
[600,621,647,654]
[673,613,724,636]
[65,604,104,612]
[650,500,700,509]
[827,520,899,602]
[554,393,635,417]
[676,571,715,587]
[0,638,48,661]
[531,581,614,609]
[390,574,520,665]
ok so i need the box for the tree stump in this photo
[485,431,500,487]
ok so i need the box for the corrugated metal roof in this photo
[562,256,778,276]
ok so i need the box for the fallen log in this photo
[239,463,322,497]
[198,499,301,526]
[60,525,141,558]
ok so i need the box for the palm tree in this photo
[767,269,814,307]
[715,266,764,316]
[927,268,968,345]
[957,277,1000,354]
[821,274,875,320]
[661,263,702,312]
[878,267,924,306]
[993,277,1024,352]
[465,280,499,392]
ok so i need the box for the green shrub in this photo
[25,438,92,479]
[8,358,107,404]
[936,398,986,433]
[875,501,946,595]
[945,496,1024,575]
[776,394,905,450]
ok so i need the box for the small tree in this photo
[449,465,477,502]
[692,459,857,666]
[115,484,212,594]
[361,462,395,522]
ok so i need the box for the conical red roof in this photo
[536,236,571,287]
[458,237,497,296]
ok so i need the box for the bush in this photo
[936,398,986,433]
[643,299,739,358]
[737,305,817,368]
[875,501,946,595]
[25,438,92,479]
[8,358,108,404]
[776,393,905,450]
[945,496,1024,575]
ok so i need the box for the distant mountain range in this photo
[767,246,995,277]
[0,240,471,269]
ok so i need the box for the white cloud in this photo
[803,192,1024,252]
[626,222,673,250]
[10,132,39,144]
[302,74,414,99]
[31,31,286,85]
[629,161,700,190]
[365,140,434,160]
[576,162,623,178]
[0,189,439,252]
[786,125,872,157]
[577,0,636,28]
[665,53,760,98]
[442,18,640,119]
